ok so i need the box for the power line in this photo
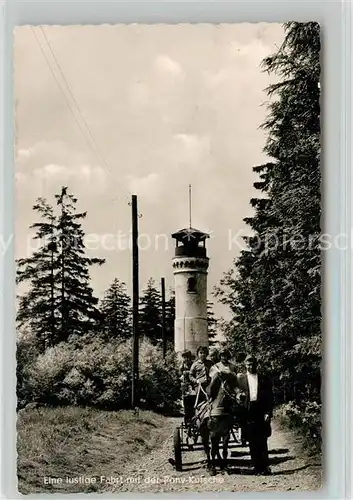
[31,26,131,206]
[31,27,104,175]
[40,27,127,198]
[37,26,130,203]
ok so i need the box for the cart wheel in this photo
[173,427,182,472]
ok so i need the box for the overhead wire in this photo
[31,27,104,180]
[39,26,130,202]
[31,26,136,211]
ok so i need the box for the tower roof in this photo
[171,227,210,242]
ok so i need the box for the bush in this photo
[276,401,322,451]
[139,343,181,412]
[16,332,42,408]
[18,337,181,413]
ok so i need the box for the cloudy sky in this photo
[14,23,284,320]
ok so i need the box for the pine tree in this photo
[100,278,131,340]
[139,278,162,345]
[16,187,105,349]
[216,23,321,403]
[17,198,59,350]
[207,301,218,345]
[55,187,105,341]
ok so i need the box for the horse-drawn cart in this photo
[172,387,243,472]
[173,418,196,472]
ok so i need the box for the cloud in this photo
[127,173,163,202]
[154,55,184,78]
[128,81,150,108]
[205,68,230,88]
[15,140,110,195]
[128,56,184,110]
[15,140,90,170]
[16,163,107,197]
[42,163,106,182]
[174,133,199,146]
[15,172,27,184]
[36,163,67,178]
[173,133,210,165]
[14,23,286,321]
[228,39,271,59]
[204,38,278,93]
[16,148,34,161]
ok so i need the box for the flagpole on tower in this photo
[189,184,192,229]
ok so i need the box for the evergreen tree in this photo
[139,278,162,344]
[216,22,321,403]
[17,187,105,349]
[207,301,218,344]
[17,198,59,350]
[100,278,131,340]
[55,187,105,341]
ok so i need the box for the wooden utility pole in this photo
[161,277,166,357]
[131,195,139,409]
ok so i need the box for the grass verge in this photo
[274,403,322,457]
[17,406,175,494]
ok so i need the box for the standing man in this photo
[237,354,273,475]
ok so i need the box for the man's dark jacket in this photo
[237,371,274,437]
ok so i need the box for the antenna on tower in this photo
[189,184,192,229]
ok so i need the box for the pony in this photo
[193,371,246,475]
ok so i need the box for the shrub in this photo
[16,332,42,409]
[26,342,74,406]
[139,343,181,412]
[18,337,181,413]
[276,400,322,451]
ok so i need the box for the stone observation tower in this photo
[171,225,210,355]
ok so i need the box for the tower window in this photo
[187,277,197,293]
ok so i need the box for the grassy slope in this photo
[17,407,175,494]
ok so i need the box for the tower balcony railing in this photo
[174,245,207,257]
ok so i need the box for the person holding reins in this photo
[189,345,213,406]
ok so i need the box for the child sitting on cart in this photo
[208,346,220,365]
[210,347,237,377]
[180,350,196,425]
[189,346,214,406]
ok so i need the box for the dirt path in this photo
[107,419,322,493]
